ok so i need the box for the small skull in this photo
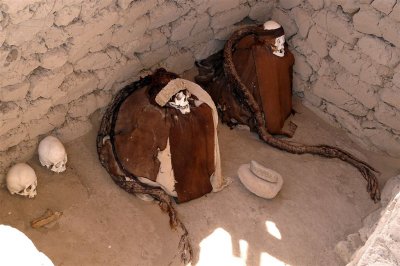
[38,136,67,173]
[167,90,191,114]
[273,35,285,57]
[6,163,38,198]
[263,20,285,57]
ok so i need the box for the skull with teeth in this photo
[273,35,285,57]
[263,20,285,57]
[167,90,191,114]
[6,163,38,198]
[38,136,67,173]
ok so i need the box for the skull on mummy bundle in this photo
[263,20,285,57]
[166,90,191,114]
[273,35,285,57]
[6,163,38,198]
[38,136,67,173]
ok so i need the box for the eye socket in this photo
[18,184,32,194]
[275,36,285,45]
[176,93,183,101]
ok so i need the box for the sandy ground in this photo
[1,86,400,266]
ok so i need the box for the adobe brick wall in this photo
[275,0,400,157]
[0,0,275,181]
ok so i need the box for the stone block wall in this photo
[335,175,400,265]
[0,0,275,181]
[274,0,400,157]
[2,0,400,181]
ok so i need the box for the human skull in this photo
[167,90,191,114]
[263,20,285,57]
[38,136,67,173]
[6,163,38,198]
[273,35,285,57]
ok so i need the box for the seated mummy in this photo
[112,69,226,203]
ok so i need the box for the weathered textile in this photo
[97,69,228,263]
[113,80,222,203]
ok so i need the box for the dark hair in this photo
[260,26,284,38]
[148,68,180,103]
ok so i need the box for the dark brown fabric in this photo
[114,87,170,181]
[259,26,284,38]
[230,34,295,135]
[113,86,214,202]
[207,77,255,128]
[252,44,294,134]
[169,104,214,203]
[232,35,263,109]
[194,32,295,135]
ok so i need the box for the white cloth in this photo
[0,224,54,266]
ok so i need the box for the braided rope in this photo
[96,74,193,263]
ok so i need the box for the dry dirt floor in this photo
[1,83,400,266]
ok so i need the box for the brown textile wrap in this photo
[231,33,295,135]
[196,50,256,129]
[113,72,214,203]
[98,70,228,263]
[195,25,380,202]
[169,104,214,202]
[114,87,169,181]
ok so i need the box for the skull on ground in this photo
[38,136,67,173]
[6,163,38,198]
